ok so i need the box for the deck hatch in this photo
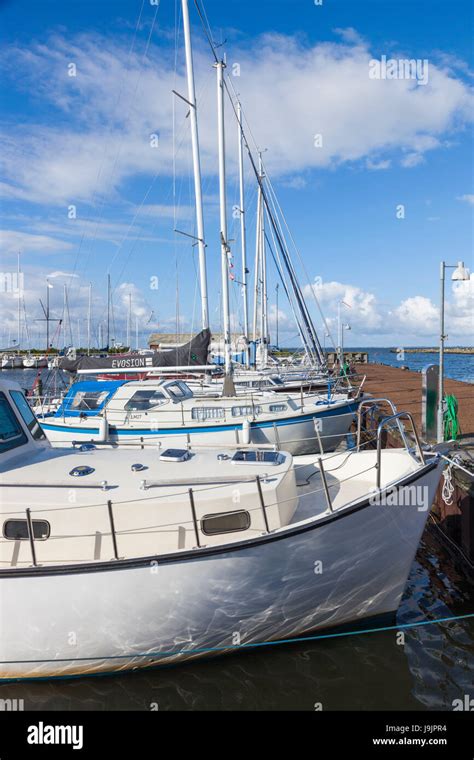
[232,450,285,466]
[159,448,190,463]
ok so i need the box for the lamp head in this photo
[452,261,470,281]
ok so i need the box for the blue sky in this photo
[0,0,473,349]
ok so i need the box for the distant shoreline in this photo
[388,348,474,355]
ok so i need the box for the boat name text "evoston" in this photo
[27,722,83,750]
[111,357,152,368]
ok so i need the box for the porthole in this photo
[3,519,50,541]
[201,510,251,536]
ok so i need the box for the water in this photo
[350,347,474,384]
[0,363,473,710]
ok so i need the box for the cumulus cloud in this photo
[301,277,473,344]
[394,296,439,334]
[0,30,472,205]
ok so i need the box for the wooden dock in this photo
[359,362,474,435]
[358,362,474,570]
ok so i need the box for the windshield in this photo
[0,391,27,453]
[69,390,109,411]
[10,390,46,441]
[124,390,166,411]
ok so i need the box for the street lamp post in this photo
[437,260,470,443]
[337,300,351,367]
[341,323,351,370]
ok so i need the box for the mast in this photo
[259,154,268,367]
[216,58,232,375]
[106,274,111,351]
[87,283,92,355]
[17,252,21,351]
[181,0,209,331]
[252,179,262,343]
[127,292,131,349]
[237,101,249,367]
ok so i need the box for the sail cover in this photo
[58,328,211,373]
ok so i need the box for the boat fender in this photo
[241,419,251,444]
[96,416,109,442]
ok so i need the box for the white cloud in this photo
[366,158,391,170]
[457,194,474,205]
[0,30,472,205]
[0,229,74,256]
[393,296,439,334]
[302,277,473,343]
[401,152,425,168]
[305,279,383,334]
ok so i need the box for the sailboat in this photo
[0,371,445,679]
[36,375,362,454]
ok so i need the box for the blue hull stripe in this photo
[41,403,358,437]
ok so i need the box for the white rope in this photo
[441,454,464,505]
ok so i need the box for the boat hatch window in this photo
[160,448,190,463]
[201,510,251,536]
[0,392,27,453]
[70,391,109,411]
[231,405,262,417]
[191,407,225,421]
[270,377,284,386]
[232,450,285,466]
[269,404,287,413]
[124,390,166,411]
[165,381,192,402]
[3,519,50,540]
[9,390,46,441]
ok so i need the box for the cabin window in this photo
[124,390,166,411]
[201,510,251,536]
[3,519,50,540]
[231,405,262,417]
[70,390,109,411]
[269,404,287,413]
[0,392,27,453]
[10,391,46,441]
[165,382,191,402]
[191,407,225,421]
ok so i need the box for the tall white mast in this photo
[252,185,262,343]
[237,101,249,367]
[259,154,268,368]
[216,59,232,375]
[127,292,132,349]
[17,251,21,351]
[181,0,209,331]
[87,283,92,355]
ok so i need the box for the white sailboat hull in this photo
[0,460,441,680]
[41,405,357,455]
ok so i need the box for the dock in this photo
[360,362,474,433]
[359,362,474,571]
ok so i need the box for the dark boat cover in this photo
[58,329,211,373]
